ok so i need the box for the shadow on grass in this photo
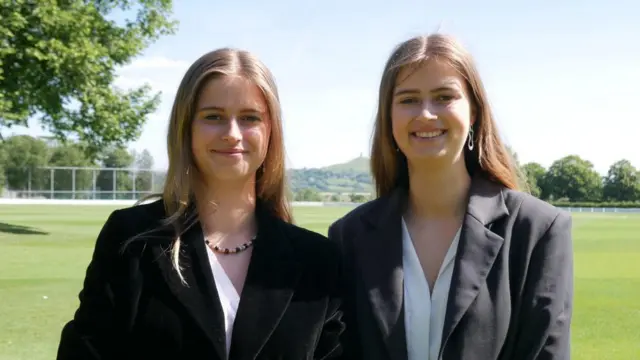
[0,222,49,235]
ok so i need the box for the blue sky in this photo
[9,0,639,174]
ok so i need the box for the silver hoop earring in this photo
[467,127,475,151]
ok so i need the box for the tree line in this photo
[0,135,163,199]
[2,134,639,207]
[518,155,640,207]
[289,153,640,207]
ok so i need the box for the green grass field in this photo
[1,204,639,359]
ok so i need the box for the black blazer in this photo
[329,176,573,360]
[57,199,344,360]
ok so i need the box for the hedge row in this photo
[550,201,640,209]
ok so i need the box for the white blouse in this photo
[402,218,461,360]
[206,246,240,356]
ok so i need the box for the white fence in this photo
[1,198,639,213]
[559,207,640,213]
[2,166,164,200]
[0,198,351,207]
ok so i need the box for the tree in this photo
[295,188,322,202]
[0,1,177,157]
[349,193,367,203]
[0,144,6,191]
[96,147,134,197]
[542,155,603,202]
[0,135,49,191]
[602,159,640,202]
[48,143,95,198]
[505,145,520,168]
[135,149,155,169]
[133,149,154,194]
[521,162,546,198]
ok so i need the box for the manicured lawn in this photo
[0,205,638,359]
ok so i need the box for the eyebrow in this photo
[197,106,266,114]
[394,84,461,97]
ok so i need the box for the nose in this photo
[222,118,242,142]
[417,102,438,121]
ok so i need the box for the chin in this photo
[212,165,259,181]
[406,149,448,160]
[212,170,253,181]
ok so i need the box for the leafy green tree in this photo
[0,144,6,191]
[349,193,367,203]
[295,188,322,202]
[602,159,640,202]
[0,135,49,191]
[521,162,546,198]
[0,0,177,157]
[133,149,154,194]
[96,146,134,197]
[505,145,520,168]
[542,155,603,202]
[47,143,95,198]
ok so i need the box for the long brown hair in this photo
[370,33,522,197]
[139,48,292,283]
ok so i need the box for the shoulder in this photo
[95,198,168,253]
[105,198,166,231]
[282,221,339,258]
[328,197,386,234]
[500,189,573,257]
[108,197,165,224]
[279,221,342,281]
[503,188,572,232]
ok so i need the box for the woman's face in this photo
[190,75,271,184]
[390,59,475,166]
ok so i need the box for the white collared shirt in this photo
[402,218,460,360]
[206,246,240,356]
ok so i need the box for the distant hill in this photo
[287,156,372,194]
[323,155,370,173]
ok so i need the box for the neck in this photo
[194,177,258,236]
[406,159,471,219]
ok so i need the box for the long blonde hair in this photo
[138,48,292,284]
[370,33,522,197]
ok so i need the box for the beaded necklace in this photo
[204,235,256,254]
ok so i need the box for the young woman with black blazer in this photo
[57,48,344,360]
[330,34,574,360]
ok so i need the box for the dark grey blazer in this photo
[329,175,573,360]
[57,199,344,360]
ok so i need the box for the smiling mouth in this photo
[211,149,246,155]
[411,130,447,139]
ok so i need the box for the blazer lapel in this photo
[439,176,509,356]
[228,206,302,360]
[354,189,408,360]
[149,211,228,360]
